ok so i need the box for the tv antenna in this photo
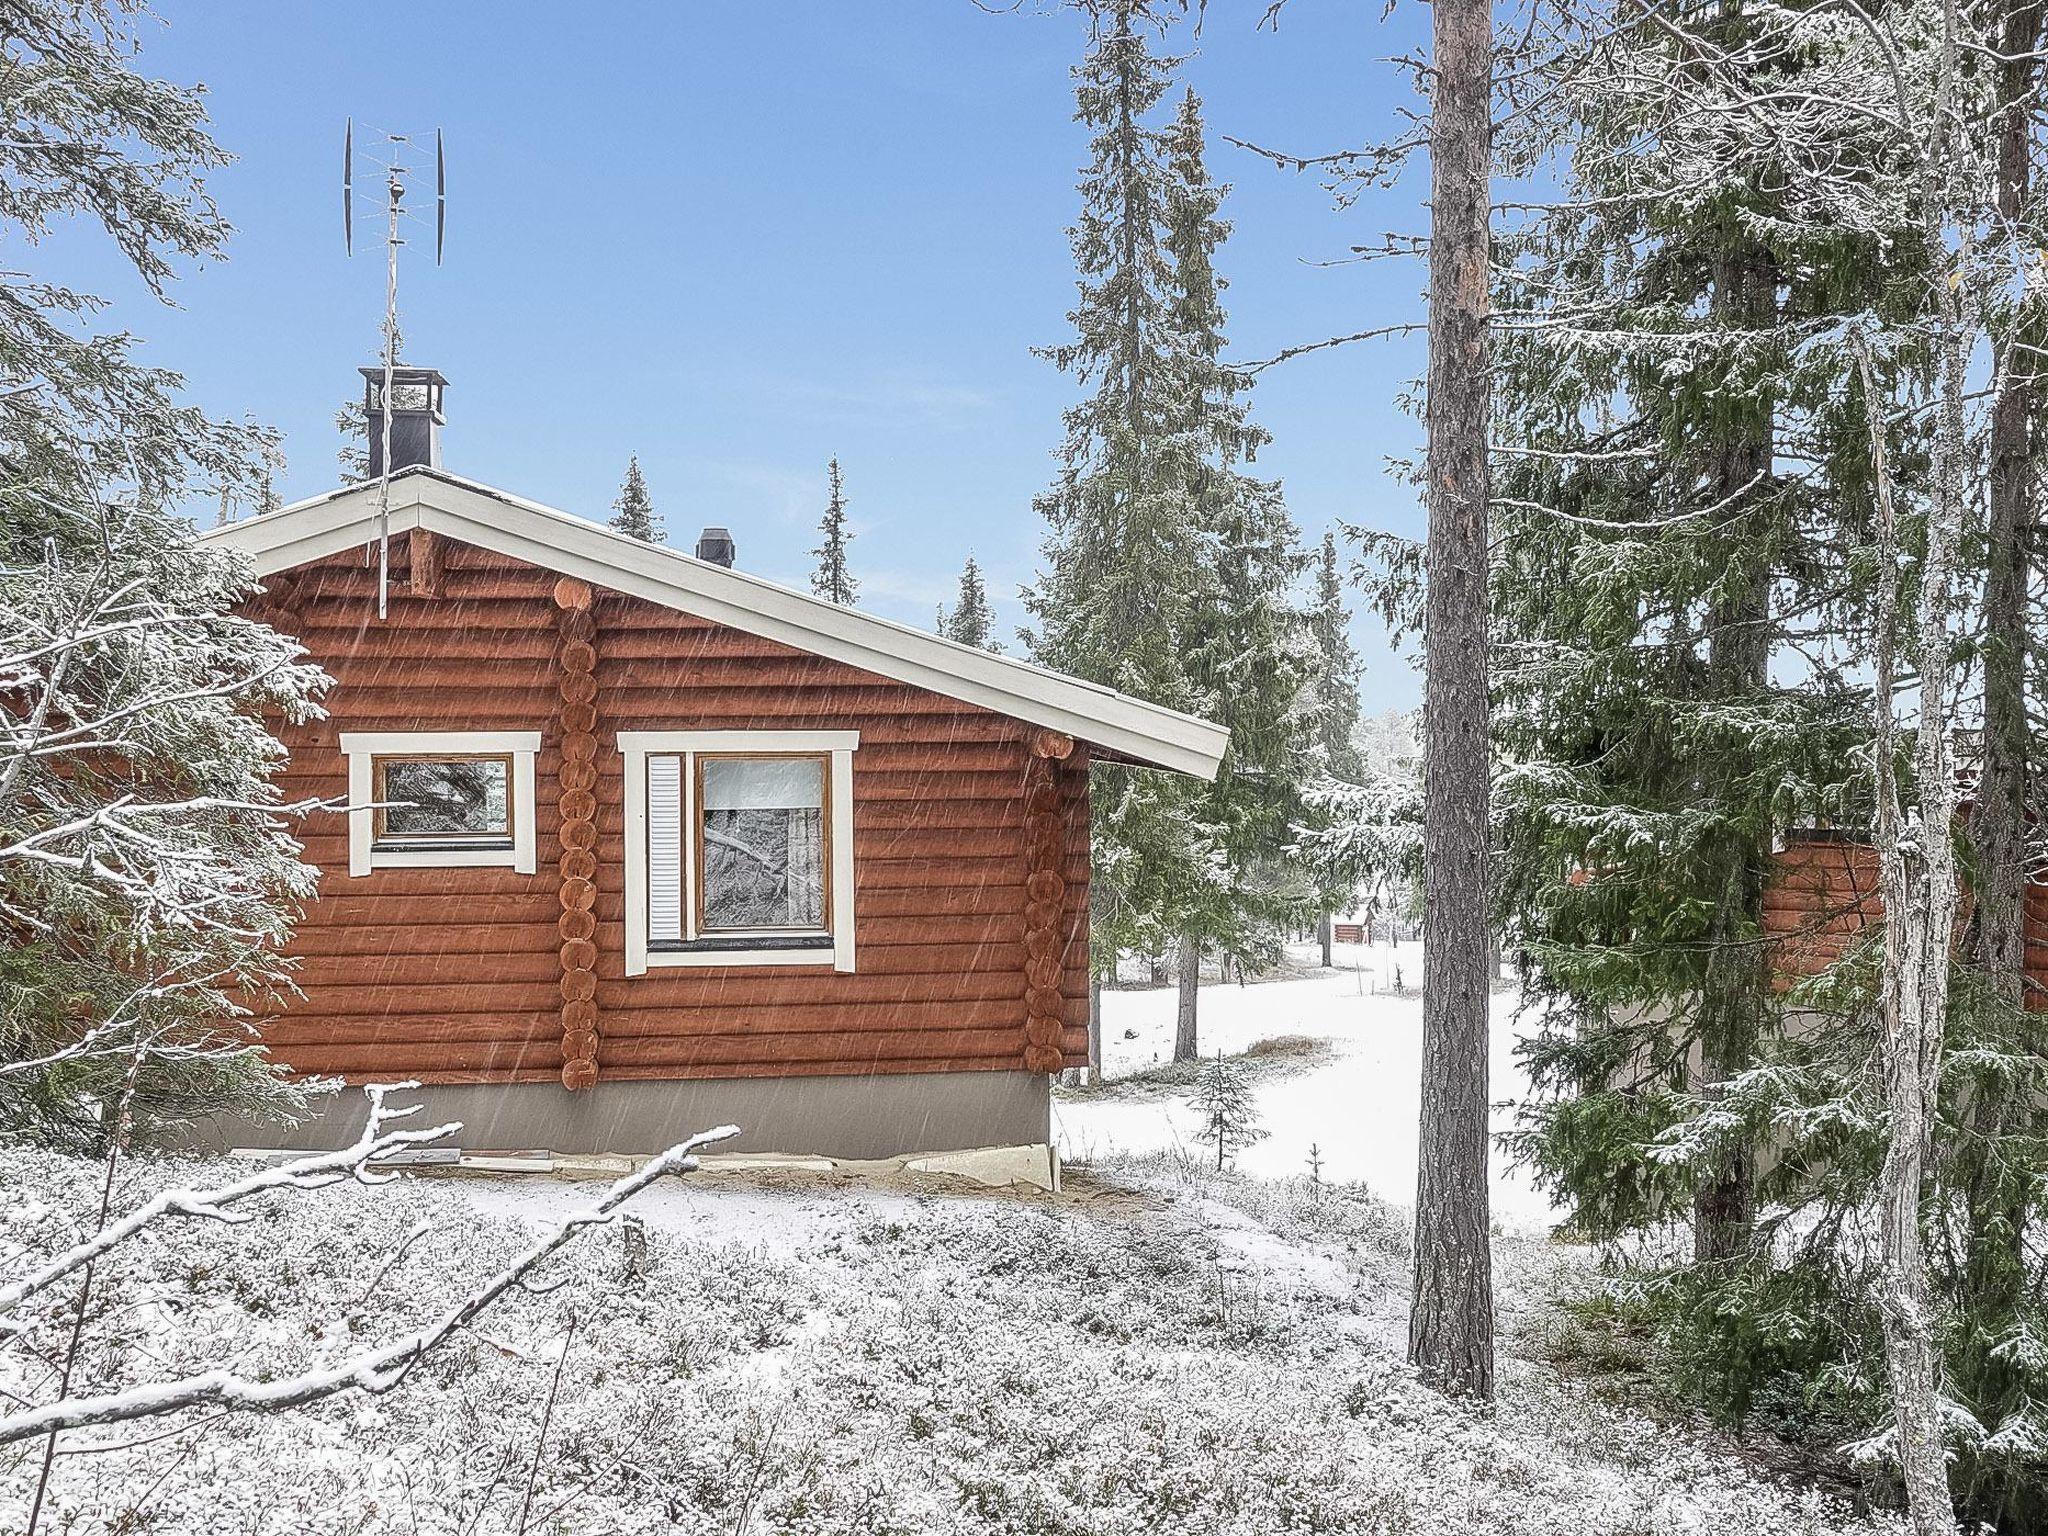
[344,119,446,618]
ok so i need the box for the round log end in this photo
[561,1055,599,1091]
[552,576,594,611]
[1029,729,1076,761]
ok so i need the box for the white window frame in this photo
[618,729,858,975]
[339,730,540,876]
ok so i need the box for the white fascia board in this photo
[203,473,1230,779]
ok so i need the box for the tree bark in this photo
[1174,933,1201,1063]
[1320,911,1334,968]
[1970,0,2041,1010]
[1409,0,1495,1400]
[1088,970,1103,1086]
[1860,319,1964,1536]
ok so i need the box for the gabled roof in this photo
[198,468,1228,780]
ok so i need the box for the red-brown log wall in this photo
[1766,835,2048,1003]
[246,537,1091,1084]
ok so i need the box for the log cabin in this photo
[195,369,1227,1167]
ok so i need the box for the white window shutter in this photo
[646,755,684,943]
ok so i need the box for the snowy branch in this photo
[0,1123,742,1445]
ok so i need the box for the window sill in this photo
[362,845,523,870]
[643,946,840,969]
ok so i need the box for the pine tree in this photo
[810,458,858,605]
[1024,0,1213,1015]
[0,1,331,1147]
[939,555,1000,651]
[1190,1050,1267,1171]
[609,455,662,543]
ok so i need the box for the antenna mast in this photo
[344,121,446,619]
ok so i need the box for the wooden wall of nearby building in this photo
[1766,834,2048,1004]
[245,534,1091,1086]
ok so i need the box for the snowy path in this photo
[1056,942,1562,1230]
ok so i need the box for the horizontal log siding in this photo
[248,539,1091,1083]
[1766,835,2048,1004]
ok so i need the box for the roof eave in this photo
[201,471,1229,781]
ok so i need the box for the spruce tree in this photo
[608,455,662,543]
[1191,1050,1267,1171]
[810,458,858,605]
[1163,86,1318,1048]
[0,0,331,1146]
[1303,529,1365,962]
[940,555,1000,651]
[1493,0,2048,1514]
[333,322,403,485]
[1493,0,1903,1255]
[1307,531,1363,782]
[1023,0,1213,1013]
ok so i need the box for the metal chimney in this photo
[695,526,736,568]
[359,365,447,476]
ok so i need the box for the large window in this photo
[620,731,857,973]
[340,731,539,875]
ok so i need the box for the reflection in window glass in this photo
[700,757,826,930]
[378,757,511,840]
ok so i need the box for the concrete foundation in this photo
[190,1070,1052,1162]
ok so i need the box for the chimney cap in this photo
[357,364,449,388]
[695,526,736,568]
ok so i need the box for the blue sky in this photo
[77,2,1433,707]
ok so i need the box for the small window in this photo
[620,730,858,973]
[698,755,827,932]
[374,754,514,848]
[340,731,540,875]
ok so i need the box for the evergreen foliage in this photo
[1166,87,1321,979]
[1025,9,1318,1012]
[1190,1050,1267,1170]
[1307,531,1363,782]
[810,458,858,605]
[938,555,1000,651]
[0,0,333,1148]
[608,455,662,543]
[1486,0,2048,1518]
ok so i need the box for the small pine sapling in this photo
[1191,1050,1268,1171]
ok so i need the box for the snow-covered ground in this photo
[1059,941,1561,1229]
[0,1132,1891,1534]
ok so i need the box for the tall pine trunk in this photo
[1408,0,1495,1399]
[1320,911,1334,968]
[1690,242,1775,1266]
[1959,0,2040,1383]
[1174,933,1200,1063]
